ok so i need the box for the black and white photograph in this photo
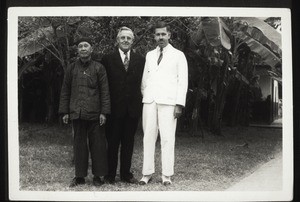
[7,7,293,201]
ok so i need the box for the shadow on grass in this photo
[18,123,282,191]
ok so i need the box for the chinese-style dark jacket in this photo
[59,59,111,120]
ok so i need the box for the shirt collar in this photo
[119,48,131,56]
[156,44,170,53]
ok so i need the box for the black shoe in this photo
[69,177,85,187]
[93,176,104,187]
[121,176,138,184]
[104,175,115,184]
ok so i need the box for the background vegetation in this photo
[18,16,282,135]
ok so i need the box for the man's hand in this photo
[99,114,106,126]
[62,114,70,124]
[174,105,183,119]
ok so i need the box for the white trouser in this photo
[142,102,177,176]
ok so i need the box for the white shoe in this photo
[162,175,172,186]
[139,175,152,185]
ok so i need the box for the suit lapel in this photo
[127,52,137,72]
[113,49,138,74]
[113,50,127,73]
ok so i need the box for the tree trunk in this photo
[210,59,229,136]
[228,79,243,126]
[207,90,215,131]
[211,83,227,135]
[237,85,251,126]
[43,59,59,124]
[45,84,55,123]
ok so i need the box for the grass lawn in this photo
[19,122,282,191]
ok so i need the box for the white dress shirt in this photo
[118,48,131,63]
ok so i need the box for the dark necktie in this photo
[123,51,129,71]
[157,47,163,65]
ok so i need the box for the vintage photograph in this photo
[7,7,293,201]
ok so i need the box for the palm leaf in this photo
[234,17,281,57]
[236,31,281,68]
[18,26,55,58]
[234,17,281,49]
[201,17,231,50]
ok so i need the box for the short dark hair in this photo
[153,21,171,32]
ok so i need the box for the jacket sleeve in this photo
[137,56,146,89]
[141,52,149,97]
[97,64,111,114]
[100,55,109,73]
[58,64,72,115]
[176,52,188,106]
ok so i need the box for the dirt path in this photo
[226,152,282,191]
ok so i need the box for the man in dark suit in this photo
[101,27,145,184]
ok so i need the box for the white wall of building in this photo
[259,75,272,100]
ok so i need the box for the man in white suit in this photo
[139,21,188,186]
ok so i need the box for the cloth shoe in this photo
[69,177,85,187]
[104,175,115,184]
[162,175,172,186]
[93,176,104,187]
[139,175,152,185]
[121,176,138,184]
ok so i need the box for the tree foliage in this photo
[18,16,282,134]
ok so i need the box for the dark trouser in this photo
[72,119,108,177]
[105,112,139,180]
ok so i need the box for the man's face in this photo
[154,27,171,48]
[117,30,134,52]
[77,41,93,59]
